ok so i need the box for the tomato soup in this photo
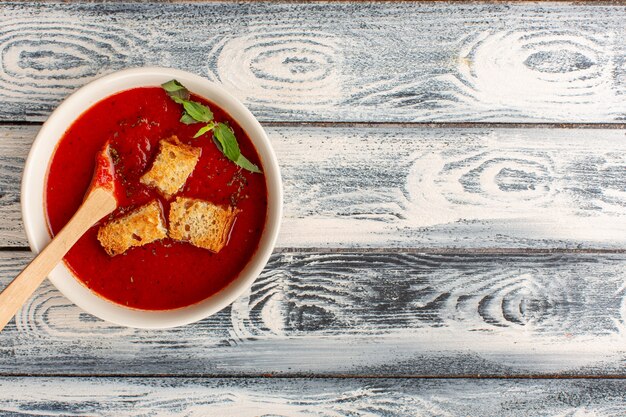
[45,87,267,310]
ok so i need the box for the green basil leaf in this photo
[161,79,189,101]
[180,113,197,125]
[182,100,213,123]
[162,80,213,123]
[162,81,261,174]
[193,123,215,138]
[235,154,262,173]
[161,79,186,93]
[212,122,241,161]
[213,123,261,173]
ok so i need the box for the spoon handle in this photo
[0,188,116,332]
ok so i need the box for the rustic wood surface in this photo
[0,377,625,416]
[1,125,625,249]
[1,2,626,123]
[0,188,116,331]
[1,1,625,414]
[0,250,624,376]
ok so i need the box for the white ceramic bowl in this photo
[21,67,282,328]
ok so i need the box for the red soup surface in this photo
[45,87,268,310]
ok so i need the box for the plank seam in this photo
[261,122,626,130]
[2,121,626,129]
[2,247,626,254]
[5,1,626,5]
[0,373,625,380]
[271,247,626,254]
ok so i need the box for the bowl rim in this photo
[21,67,283,328]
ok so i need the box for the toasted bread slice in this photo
[140,136,201,199]
[97,200,167,256]
[169,197,240,253]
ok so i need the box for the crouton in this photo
[140,136,201,199]
[97,200,167,256]
[168,197,240,253]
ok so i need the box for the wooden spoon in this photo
[0,143,118,331]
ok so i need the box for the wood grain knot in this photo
[567,154,626,214]
[449,30,624,120]
[209,29,342,110]
[0,19,144,101]
[459,155,552,201]
[404,148,555,227]
[15,281,133,338]
[524,50,595,73]
[225,253,626,340]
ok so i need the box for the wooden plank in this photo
[1,2,626,123]
[0,126,26,247]
[0,377,625,416]
[1,250,625,376]
[2,125,625,249]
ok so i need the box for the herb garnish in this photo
[161,80,261,173]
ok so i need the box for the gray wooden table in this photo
[1,1,625,415]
